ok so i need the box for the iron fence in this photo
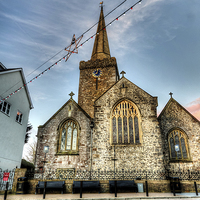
[26,169,200,181]
[0,168,15,191]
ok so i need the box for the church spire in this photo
[91,3,111,60]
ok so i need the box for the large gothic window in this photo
[58,119,79,153]
[168,129,190,161]
[111,100,141,145]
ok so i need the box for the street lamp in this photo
[111,145,117,179]
[42,146,49,180]
[90,121,94,180]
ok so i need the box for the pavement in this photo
[1,193,199,200]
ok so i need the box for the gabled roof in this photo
[158,97,200,124]
[94,76,155,103]
[39,98,91,128]
[0,67,33,109]
[0,62,6,71]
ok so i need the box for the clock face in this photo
[92,69,102,78]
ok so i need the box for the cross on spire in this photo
[100,1,103,8]
[120,71,126,77]
[69,91,75,99]
[169,92,173,98]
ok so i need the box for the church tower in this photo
[78,5,119,118]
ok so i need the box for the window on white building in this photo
[0,100,11,115]
[16,111,23,124]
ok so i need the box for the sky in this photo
[0,0,200,156]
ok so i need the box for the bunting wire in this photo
[0,0,128,100]
[0,0,142,104]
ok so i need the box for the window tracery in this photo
[111,100,141,144]
[58,119,78,153]
[168,129,190,161]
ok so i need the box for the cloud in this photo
[31,91,47,102]
[106,0,174,56]
[186,97,200,121]
[2,13,49,32]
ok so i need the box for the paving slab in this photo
[1,193,199,200]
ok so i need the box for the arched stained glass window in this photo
[59,119,78,152]
[66,126,72,150]
[181,138,187,159]
[72,129,77,150]
[170,138,176,158]
[134,116,139,143]
[123,116,128,143]
[111,100,141,144]
[118,117,122,143]
[168,129,190,160]
[129,117,134,143]
[112,117,117,143]
[60,129,66,150]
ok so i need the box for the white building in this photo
[0,62,33,170]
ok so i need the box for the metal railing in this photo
[0,168,15,191]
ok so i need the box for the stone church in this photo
[35,6,200,174]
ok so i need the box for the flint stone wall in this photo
[35,99,91,171]
[158,98,200,171]
[78,57,119,118]
[92,77,165,171]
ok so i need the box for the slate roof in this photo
[0,66,33,109]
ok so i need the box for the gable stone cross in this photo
[120,71,126,78]
[169,92,173,98]
[69,91,75,99]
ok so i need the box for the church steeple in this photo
[91,4,111,60]
[78,3,119,118]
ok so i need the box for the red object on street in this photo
[3,173,9,181]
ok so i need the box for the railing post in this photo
[43,181,46,199]
[4,182,8,200]
[114,180,117,197]
[145,181,148,196]
[80,181,83,198]
[188,169,191,180]
[194,182,198,196]
[172,181,176,196]
[145,171,148,197]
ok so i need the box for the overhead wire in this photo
[0,0,142,103]
[27,0,128,78]
[81,0,127,37]
[0,0,128,99]
[79,0,142,47]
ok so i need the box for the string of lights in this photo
[79,0,142,47]
[81,0,127,37]
[0,0,142,104]
[0,0,128,100]
[27,0,129,78]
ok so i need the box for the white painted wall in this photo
[0,70,32,170]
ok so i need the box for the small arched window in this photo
[111,100,141,145]
[58,119,78,153]
[168,129,190,160]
